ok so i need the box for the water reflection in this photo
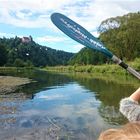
[0,82,109,139]
[98,105,126,125]
[0,70,138,139]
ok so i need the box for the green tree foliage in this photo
[69,47,107,65]
[14,58,25,67]
[98,12,140,61]
[69,12,140,65]
[0,36,74,67]
[0,44,7,66]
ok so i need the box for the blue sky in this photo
[0,0,139,53]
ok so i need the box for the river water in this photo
[0,70,139,140]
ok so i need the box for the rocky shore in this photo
[0,76,31,94]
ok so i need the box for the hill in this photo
[0,36,74,67]
[69,47,107,65]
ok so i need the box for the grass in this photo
[0,66,34,70]
[44,58,140,75]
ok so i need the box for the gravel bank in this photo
[0,76,31,94]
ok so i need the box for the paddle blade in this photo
[51,13,113,58]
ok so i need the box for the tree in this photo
[69,47,107,65]
[98,12,140,61]
[0,44,7,66]
[24,60,34,68]
[14,58,25,67]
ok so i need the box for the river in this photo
[0,69,139,140]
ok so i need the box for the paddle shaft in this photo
[111,55,140,79]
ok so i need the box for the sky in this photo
[0,0,139,53]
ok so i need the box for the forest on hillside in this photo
[69,12,140,65]
[0,36,74,67]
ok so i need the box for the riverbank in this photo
[43,58,140,75]
[0,76,31,94]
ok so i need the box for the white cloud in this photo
[66,0,138,32]
[91,31,99,38]
[36,35,69,43]
[72,44,84,52]
[0,32,29,39]
[37,94,65,100]
[0,32,16,38]
[0,0,76,28]
[0,0,139,30]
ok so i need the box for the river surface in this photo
[0,69,139,140]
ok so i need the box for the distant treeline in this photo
[0,36,74,67]
[69,12,140,65]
